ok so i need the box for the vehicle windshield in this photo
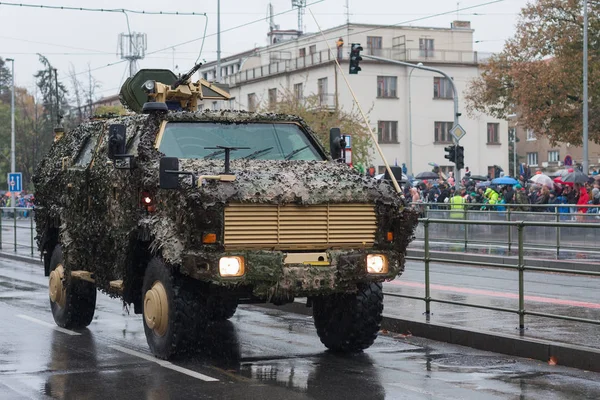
[158,122,324,161]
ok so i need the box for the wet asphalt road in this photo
[1,259,600,399]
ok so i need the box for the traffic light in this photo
[444,145,456,163]
[349,43,363,74]
[456,145,464,170]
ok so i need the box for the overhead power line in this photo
[0,2,207,16]
[230,0,506,65]
[66,0,325,78]
[145,0,326,58]
[301,0,506,50]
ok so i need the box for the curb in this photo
[5,252,598,373]
[260,301,600,373]
[407,249,600,272]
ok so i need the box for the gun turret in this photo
[119,67,231,113]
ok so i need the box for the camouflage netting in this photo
[34,110,418,301]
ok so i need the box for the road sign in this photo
[449,124,466,142]
[343,135,352,149]
[564,155,573,166]
[8,172,22,193]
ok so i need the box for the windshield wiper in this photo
[284,145,310,160]
[242,147,273,160]
[203,149,226,159]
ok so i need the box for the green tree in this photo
[34,54,69,136]
[465,0,600,145]
[0,57,12,103]
[260,89,373,166]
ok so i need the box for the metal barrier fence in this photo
[388,217,600,330]
[410,202,600,258]
[0,207,35,256]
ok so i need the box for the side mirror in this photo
[159,157,180,189]
[108,124,126,159]
[329,127,344,161]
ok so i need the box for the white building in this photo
[199,22,508,178]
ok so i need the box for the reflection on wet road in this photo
[0,258,599,399]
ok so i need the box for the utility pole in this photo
[582,0,589,174]
[216,0,221,82]
[53,68,60,126]
[6,58,15,209]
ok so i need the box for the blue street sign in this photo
[8,172,22,192]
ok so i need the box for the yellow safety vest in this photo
[449,195,466,219]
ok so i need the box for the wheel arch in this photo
[122,234,156,314]
[41,223,60,277]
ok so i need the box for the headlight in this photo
[366,254,388,274]
[142,80,156,93]
[219,256,245,277]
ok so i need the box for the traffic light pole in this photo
[363,55,462,189]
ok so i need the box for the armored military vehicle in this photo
[34,66,417,359]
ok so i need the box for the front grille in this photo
[224,203,377,250]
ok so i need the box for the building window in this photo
[527,152,538,166]
[248,93,257,112]
[434,121,453,143]
[268,88,277,108]
[212,101,218,111]
[487,123,500,144]
[433,77,454,99]
[377,76,398,98]
[419,38,434,57]
[548,150,560,162]
[367,36,382,50]
[317,77,328,105]
[378,121,398,144]
[377,76,397,98]
[309,45,317,54]
[202,72,208,80]
[299,48,306,57]
[294,83,303,101]
[526,129,536,141]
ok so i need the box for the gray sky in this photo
[0,0,529,98]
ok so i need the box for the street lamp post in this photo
[408,62,423,177]
[6,58,15,210]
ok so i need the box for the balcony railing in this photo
[222,46,482,86]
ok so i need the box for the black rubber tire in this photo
[49,245,96,329]
[142,257,204,360]
[206,296,238,321]
[312,282,383,352]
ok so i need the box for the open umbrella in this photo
[553,177,573,187]
[563,171,588,184]
[529,174,554,188]
[491,176,518,185]
[476,181,491,188]
[469,175,488,181]
[415,171,439,180]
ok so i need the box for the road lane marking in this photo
[16,314,81,336]
[109,345,219,382]
[388,281,600,309]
